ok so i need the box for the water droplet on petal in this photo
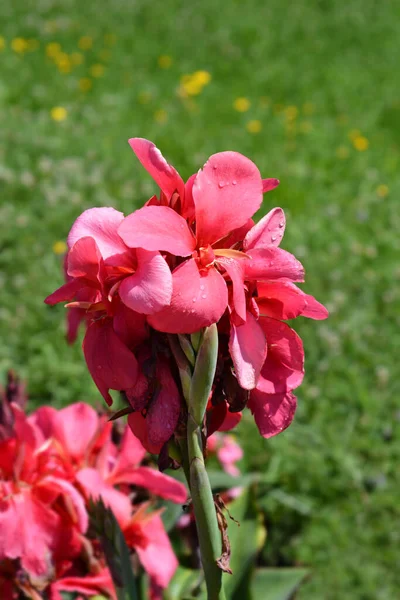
[97,365,102,371]
[232,180,237,185]
[192,297,197,303]
[279,221,284,228]
[218,181,224,188]
[200,285,205,291]
[202,294,207,299]
[271,235,277,242]
[190,309,195,314]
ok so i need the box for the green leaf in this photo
[164,566,205,600]
[251,568,310,600]
[160,499,185,532]
[221,487,266,599]
[207,470,260,491]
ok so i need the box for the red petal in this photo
[147,361,181,446]
[302,293,329,320]
[119,249,172,314]
[52,402,99,460]
[110,426,146,472]
[257,281,307,320]
[243,207,286,250]
[44,279,83,305]
[67,237,103,282]
[52,569,115,600]
[245,246,305,282]
[182,174,196,221]
[114,466,187,503]
[148,259,228,334]
[193,152,263,247]
[118,206,196,256]
[128,412,163,455]
[217,257,246,322]
[83,320,139,406]
[38,476,88,533]
[218,410,242,432]
[67,207,129,265]
[213,218,254,250]
[113,301,148,348]
[257,317,304,394]
[134,514,178,588]
[248,390,297,438]
[262,178,280,193]
[229,312,267,390]
[128,138,185,201]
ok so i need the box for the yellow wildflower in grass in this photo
[56,53,71,74]
[179,71,211,97]
[50,106,68,122]
[0,36,5,50]
[299,120,313,133]
[11,37,28,54]
[90,64,105,78]
[193,70,211,85]
[71,52,84,66]
[353,135,369,151]
[246,120,262,134]
[138,91,152,104]
[233,97,251,112]
[336,145,350,159]
[46,42,61,58]
[53,241,67,255]
[348,129,361,141]
[302,102,315,115]
[78,36,93,51]
[79,77,92,92]
[158,55,173,69]
[285,105,299,121]
[154,109,168,123]
[376,184,389,198]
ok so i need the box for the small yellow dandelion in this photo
[46,42,61,58]
[70,52,84,66]
[90,63,105,78]
[299,120,313,133]
[158,55,173,69]
[285,105,299,121]
[353,135,369,151]
[78,36,93,51]
[56,53,71,74]
[11,37,28,54]
[302,102,315,115]
[193,70,211,85]
[246,120,262,134]
[336,146,350,159]
[348,129,361,141]
[53,241,67,255]
[50,106,68,122]
[233,97,251,112]
[0,36,5,50]
[376,184,389,198]
[138,91,152,104]
[78,77,92,92]
[154,109,168,124]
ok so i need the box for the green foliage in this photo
[0,0,399,597]
[251,568,309,600]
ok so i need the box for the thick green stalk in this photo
[187,415,226,600]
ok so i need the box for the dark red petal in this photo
[248,390,297,438]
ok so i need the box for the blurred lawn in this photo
[1,0,399,598]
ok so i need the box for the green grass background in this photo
[0,1,399,598]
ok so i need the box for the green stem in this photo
[187,415,226,600]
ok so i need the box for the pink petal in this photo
[38,476,88,533]
[127,412,163,455]
[245,246,305,282]
[216,257,246,322]
[44,279,83,305]
[248,390,297,438]
[128,138,185,201]
[243,208,286,250]
[302,293,329,320]
[147,361,181,446]
[262,178,280,193]
[67,237,103,282]
[28,406,58,441]
[111,426,146,473]
[257,281,307,320]
[53,569,115,600]
[113,466,187,503]
[183,173,196,221]
[119,249,172,314]
[229,311,267,390]
[148,259,228,334]
[83,319,139,406]
[118,206,196,256]
[52,402,99,461]
[66,307,86,343]
[134,514,178,588]
[256,317,304,394]
[68,207,129,265]
[113,301,148,348]
[76,468,132,527]
[219,410,242,431]
[193,152,263,247]
[213,218,254,250]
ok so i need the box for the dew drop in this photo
[218,181,224,188]
[232,180,237,185]
[192,297,197,303]
[279,221,284,228]
[202,294,207,299]
[180,223,184,228]
[213,164,217,170]
[200,284,205,291]
[271,235,277,242]
[97,365,102,371]
[190,309,195,314]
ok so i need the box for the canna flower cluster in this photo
[45,137,327,453]
[0,374,186,600]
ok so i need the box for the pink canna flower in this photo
[208,433,243,477]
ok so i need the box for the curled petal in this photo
[262,178,280,193]
[301,293,329,320]
[243,208,286,250]
[148,259,228,334]
[245,246,305,282]
[134,514,178,589]
[257,281,307,320]
[52,402,99,461]
[183,174,196,221]
[67,237,103,283]
[76,468,132,527]
[44,279,83,305]
[113,302,148,348]
[67,207,129,265]
[147,362,181,446]
[193,151,263,247]
[216,256,246,322]
[118,206,196,256]
[39,477,88,533]
[248,390,297,438]
[128,412,163,455]
[128,138,185,201]
[119,250,172,315]
[114,466,187,504]
[229,312,267,390]
[83,320,138,406]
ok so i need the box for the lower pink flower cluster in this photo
[0,387,187,599]
[45,138,328,453]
